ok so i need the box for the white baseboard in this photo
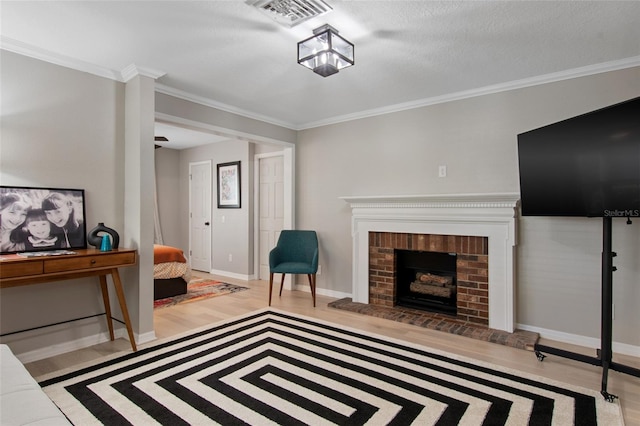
[292,284,351,300]
[136,330,157,346]
[209,269,252,281]
[13,322,157,364]
[517,323,640,358]
[15,327,126,364]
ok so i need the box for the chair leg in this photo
[308,273,316,307]
[268,273,274,306]
[278,273,286,296]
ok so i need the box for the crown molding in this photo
[154,84,297,130]
[3,35,638,131]
[1,36,123,81]
[1,37,166,84]
[121,64,166,82]
[0,36,294,129]
[298,56,640,130]
[159,55,639,131]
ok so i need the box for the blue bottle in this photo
[100,234,112,252]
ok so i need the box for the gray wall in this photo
[154,148,181,247]
[295,66,640,348]
[0,51,128,356]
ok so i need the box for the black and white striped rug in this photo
[39,309,623,425]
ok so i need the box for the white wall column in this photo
[123,65,165,344]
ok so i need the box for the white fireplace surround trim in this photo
[341,193,520,333]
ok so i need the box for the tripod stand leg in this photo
[599,217,618,403]
[601,361,617,401]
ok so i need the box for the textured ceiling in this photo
[2,1,639,148]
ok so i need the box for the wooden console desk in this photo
[0,248,138,351]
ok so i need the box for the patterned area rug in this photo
[153,279,249,309]
[38,309,624,425]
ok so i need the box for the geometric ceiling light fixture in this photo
[297,24,354,77]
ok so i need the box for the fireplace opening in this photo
[395,249,457,315]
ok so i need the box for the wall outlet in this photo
[438,165,447,178]
[228,253,233,262]
[317,265,322,275]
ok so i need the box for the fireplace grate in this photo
[396,250,457,315]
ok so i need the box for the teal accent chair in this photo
[268,230,319,307]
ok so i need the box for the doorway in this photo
[257,154,285,280]
[156,113,295,279]
[189,161,212,272]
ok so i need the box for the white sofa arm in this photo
[1,344,71,425]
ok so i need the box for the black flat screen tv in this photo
[0,186,87,255]
[517,96,640,217]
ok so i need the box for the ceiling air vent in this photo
[246,0,332,28]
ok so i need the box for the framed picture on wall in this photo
[217,161,241,208]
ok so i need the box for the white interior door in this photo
[189,161,212,272]
[258,155,285,280]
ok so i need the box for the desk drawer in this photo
[44,252,136,273]
[0,261,44,279]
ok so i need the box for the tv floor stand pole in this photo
[600,216,615,401]
[534,216,640,402]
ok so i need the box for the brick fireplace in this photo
[369,232,489,326]
[341,193,519,332]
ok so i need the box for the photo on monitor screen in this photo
[0,186,87,255]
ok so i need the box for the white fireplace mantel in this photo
[341,193,520,332]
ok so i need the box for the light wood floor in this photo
[26,272,640,425]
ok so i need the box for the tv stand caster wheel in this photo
[535,351,546,361]
[601,391,618,403]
